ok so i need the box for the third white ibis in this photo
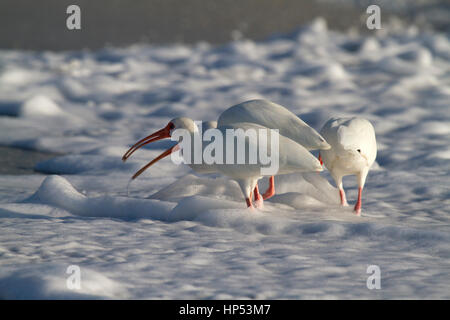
[319,117,377,215]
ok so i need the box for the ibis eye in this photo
[168,122,175,130]
[357,149,361,153]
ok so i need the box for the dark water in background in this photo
[1,0,448,51]
[0,0,362,50]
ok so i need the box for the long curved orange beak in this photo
[122,123,179,180]
[122,123,173,162]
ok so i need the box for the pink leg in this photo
[354,187,362,215]
[245,197,253,208]
[339,188,348,206]
[253,185,264,208]
[262,176,275,200]
[253,185,262,201]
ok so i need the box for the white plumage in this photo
[218,99,330,151]
[213,121,323,207]
[123,116,322,208]
[319,117,377,215]
[218,99,330,200]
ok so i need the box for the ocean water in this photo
[0,19,449,299]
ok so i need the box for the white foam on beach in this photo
[0,19,449,299]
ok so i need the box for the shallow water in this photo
[0,146,59,175]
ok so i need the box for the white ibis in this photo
[122,117,323,208]
[121,118,263,204]
[217,99,330,200]
[318,117,377,215]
